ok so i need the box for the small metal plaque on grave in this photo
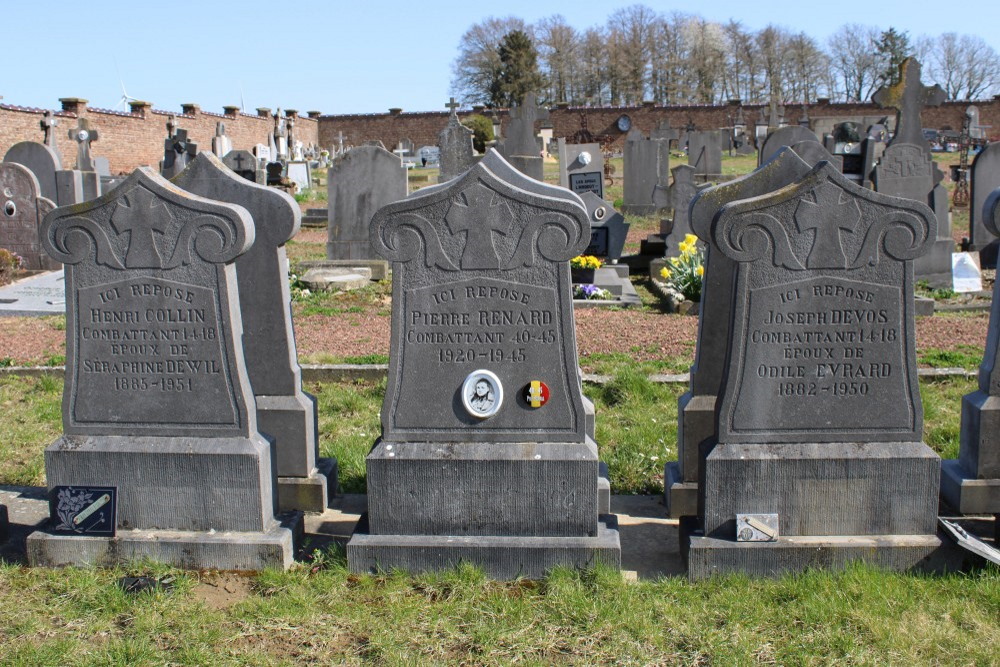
[49,486,117,536]
[736,514,778,542]
[569,172,603,197]
[585,227,610,257]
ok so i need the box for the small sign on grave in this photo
[49,486,117,536]
[952,252,982,293]
[569,172,603,197]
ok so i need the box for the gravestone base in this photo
[664,462,698,518]
[913,238,955,289]
[303,258,389,281]
[29,433,298,570]
[277,457,337,514]
[27,514,300,571]
[506,155,544,182]
[978,241,999,271]
[348,514,621,579]
[941,391,1000,514]
[347,439,621,578]
[687,533,949,580]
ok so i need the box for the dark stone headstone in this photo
[943,188,1000,514]
[222,149,265,185]
[346,150,620,578]
[873,57,945,157]
[160,128,198,179]
[0,162,60,270]
[688,131,722,181]
[789,141,843,172]
[688,162,943,579]
[172,152,334,513]
[558,140,604,198]
[497,93,548,181]
[580,192,629,261]
[438,98,476,182]
[26,167,297,571]
[326,145,407,261]
[758,125,819,166]
[662,164,705,257]
[3,141,63,205]
[622,128,670,215]
[969,143,1000,262]
[666,148,812,518]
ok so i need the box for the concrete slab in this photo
[0,270,65,316]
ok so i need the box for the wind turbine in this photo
[114,60,138,110]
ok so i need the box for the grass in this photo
[0,558,996,664]
[919,344,983,370]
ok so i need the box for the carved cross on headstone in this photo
[446,97,460,118]
[231,152,249,171]
[68,117,98,172]
[794,183,860,269]
[445,183,513,269]
[41,111,58,148]
[873,57,945,152]
[111,186,170,268]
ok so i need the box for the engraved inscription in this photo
[731,276,913,434]
[569,172,603,197]
[393,277,572,432]
[72,276,239,427]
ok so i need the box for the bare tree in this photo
[606,4,659,104]
[650,12,690,105]
[536,15,580,104]
[827,24,881,101]
[578,27,608,105]
[451,16,531,105]
[756,25,789,104]
[931,33,1000,100]
[683,17,727,104]
[721,20,759,102]
[784,32,829,102]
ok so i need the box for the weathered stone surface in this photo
[348,149,619,577]
[942,187,1000,514]
[3,141,62,205]
[789,140,843,171]
[873,57,945,156]
[172,153,331,513]
[970,143,1000,256]
[622,128,670,215]
[325,145,407,261]
[667,149,812,518]
[0,162,60,270]
[557,140,604,198]
[687,131,722,180]
[758,125,818,166]
[662,164,705,257]
[300,266,372,291]
[212,121,233,157]
[28,167,296,570]
[579,192,629,261]
[160,125,198,180]
[222,150,265,184]
[438,98,476,182]
[497,93,547,181]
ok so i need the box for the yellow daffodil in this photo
[684,234,698,245]
[660,267,671,279]
[696,265,704,276]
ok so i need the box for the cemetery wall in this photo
[318,98,1000,151]
[0,100,319,174]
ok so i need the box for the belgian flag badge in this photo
[525,381,549,408]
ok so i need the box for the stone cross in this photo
[445,183,512,269]
[873,57,945,152]
[446,97,460,117]
[506,92,549,156]
[166,114,177,139]
[68,117,98,172]
[651,120,679,145]
[41,111,58,148]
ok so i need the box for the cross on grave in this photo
[873,57,945,152]
[68,118,98,171]
[41,111,58,148]
[166,115,177,139]
[111,186,170,268]
[445,182,513,269]
[230,152,249,171]
[446,97,460,117]
[794,182,860,269]
[507,92,549,156]
[652,120,679,144]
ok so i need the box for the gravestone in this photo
[942,188,1000,517]
[321,144,406,281]
[347,150,620,577]
[687,161,942,579]
[652,119,680,149]
[67,118,101,202]
[662,164,704,258]
[3,141,64,206]
[286,161,311,191]
[969,143,1000,266]
[622,127,670,215]
[789,141,843,171]
[273,111,288,161]
[40,111,61,162]
[172,152,334,513]
[873,58,952,287]
[666,148,814,518]
[687,131,722,182]
[160,124,198,180]
[26,167,298,570]
[437,98,476,182]
[758,125,818,166]
[578,192,639,306]
[223,149,265,184]
[253,144,271,163]
[497,92,548,181]
[212,122,233,157]
[0,162,60,270]
[557,139,604,198]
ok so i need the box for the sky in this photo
[3,0,999,116]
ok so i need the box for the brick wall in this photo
[318,98,1000,152]
[0,99,320,175]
